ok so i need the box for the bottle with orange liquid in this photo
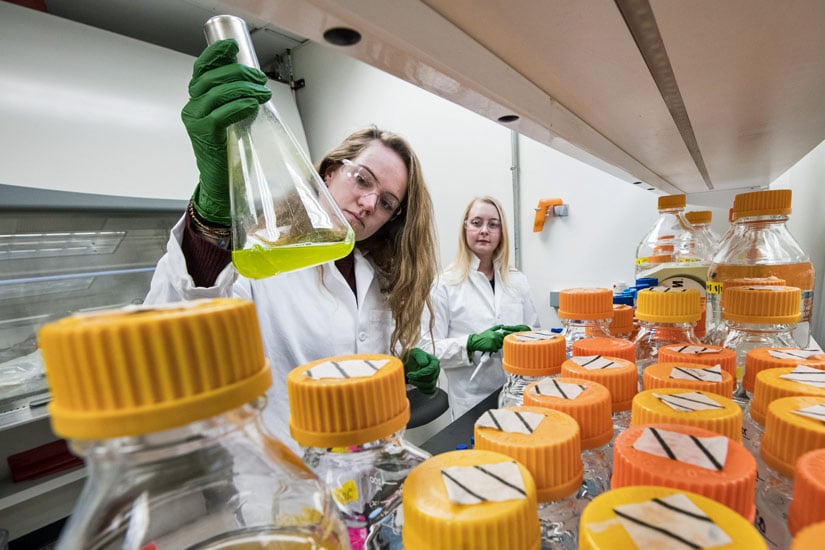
[706,189,815,348]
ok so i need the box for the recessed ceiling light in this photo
[323,27,361,46]
[497,114,519,123]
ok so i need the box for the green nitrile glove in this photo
[403,348,440,394]
[181,39,273,225]
[500,324,532,335]
[467,324,505,360]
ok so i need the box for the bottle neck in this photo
[204,15,261,69]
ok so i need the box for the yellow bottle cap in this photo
[579,486,766,549]
[793,521,825,550]
[474,407,583,502]
[642,362,735,397]
[750,367,825,426]
[522,377,613,449]
[287,354,409,448]
[609,304,635,336]
[502,331,566,376]
[732,189,792,219]
[685,210,712,224]
[789,449,825,536]
[560,356,637,412]
[722,285,802,324]
[38,299,272,439]
[635,288,701,323]
[761,396,825,478]
[402,449,540,550]
[744,347,825,393]
[658,344,737,379]
[612,423,756,520]
[658,194,686,209]
[572,336,636,362]
[557,288,614,320]
[631,388,742,441]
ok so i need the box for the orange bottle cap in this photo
[635,287,701,323]
[572,336,636,362]
[560,356,637,412]
[658,194,686,209]
[38,299,272,439]
[402,449,541,550]
[473,407,583,503]
[792,521,825,550]
[719,276,786,306]
[609,304,635,336]
[658,344,737,379]
[287,354,409,448]
[761,396,825,478]
[502,331,566,376]
[631,388,742,441]
[557,288,614,320]
[750,367,825,426]
[642,362,735,398]
[744,348,825,393]
[612,423,756,520]
[788,449,825,536]
[522,377,613,449]
[732,189,792,218]
[685,210,712,225]
[722,285,801,324]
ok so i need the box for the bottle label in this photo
[706,281,723,294]
[332,479,360,505]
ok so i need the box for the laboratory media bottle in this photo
[204,15,354,279]
[742,347,825,399]
[706,189,815,348]
[787,449,825,539]
[560,355,638,436]
[720,285,800,405]
[523,377,614,505]
[571,336,636,362]
[287,354,429,549]
[609,304,635,340]
[641,361,735,398]
[755,396,825,550]
[38,298,348,549]
[402,449,541,550]
[632,286,702,382]
[612,423,757,520]
[474,407,584,549]
[743,366,825,492]
[499,330,566,407]
[557,287,613,357]
[579,486,767,549]
[685,210,721,257]
[658,342,737,381]
[705,275,787,346]
[630,388,743,442]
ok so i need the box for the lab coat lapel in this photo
[353,248,376,309]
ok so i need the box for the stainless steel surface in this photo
[204,14,260,69]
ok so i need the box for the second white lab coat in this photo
[146,217,394,452]
[420,256,540,419]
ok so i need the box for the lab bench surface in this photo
[420,389,500,455]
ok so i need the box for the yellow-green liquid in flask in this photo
[232,231,355,279]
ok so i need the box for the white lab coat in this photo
[146,217,394,452]
[420,256,540,420]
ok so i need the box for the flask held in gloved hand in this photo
[403,348,440,395]
[181,39,272,225]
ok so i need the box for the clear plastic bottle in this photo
[720,285,801,406]
[612,423,757,520]
[499,330,566,408]
[287,354,429,549]
[706,189,815,348]
[685,210,720,261]
[560,355,638,438]
[632,287,702,384]
[37,299,348,549]
[579,486,767,549]
[204,15,355,279]
[743,367,825,492]
[755,396,825,550]
[474,407,583,549]
[523,378,614,509]
[788,449,825,539]
[402,449,541,550]
[635,194,692,275]
[705,276,787,345]
[557,288,613,357]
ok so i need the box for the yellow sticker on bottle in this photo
[635,257,649,265]
[332,480,359,505]
[706,281,723,294]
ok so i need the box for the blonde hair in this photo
[318,127,437,357]
[447,196,512,285]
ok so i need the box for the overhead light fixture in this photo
[497,114,519,123]
[323,27,362,46]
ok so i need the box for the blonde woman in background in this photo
[420,196,540,419]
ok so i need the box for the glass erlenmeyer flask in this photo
[204,15,355,279]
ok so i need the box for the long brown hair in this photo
[318,127,437,357]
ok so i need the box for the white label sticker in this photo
[305,358,390,379]
[633,427,728,471]
[475,409,546,434]
[531,378,586,400]
[768,349,824,361]
[514,330,561,342]
[654,391,725,412]
[669,364,723,383]
[792,404,825,424]
[779,365,825,388]
[572,355,625,370]
[670,345,722,355]
[441,461,527,504]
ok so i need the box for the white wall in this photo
[292,42,731,329]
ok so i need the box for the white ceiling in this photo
[30,0,825,200]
